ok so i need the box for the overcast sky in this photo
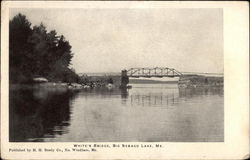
[10,8,223,74]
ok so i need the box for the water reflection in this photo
[128,86,223,107]
[178,87,224,98]
[9,88,77,142]
[9,84,224,142]
[129,93,177,107]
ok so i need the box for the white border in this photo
[1,1,249,159]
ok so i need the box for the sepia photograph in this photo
[1,1,249,159]
[9,8,224,142]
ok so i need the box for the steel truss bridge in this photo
[126,67,183,78]
[126,67,223,78]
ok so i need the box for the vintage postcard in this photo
[1,1,249,159]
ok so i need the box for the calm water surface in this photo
[10,83,223,142]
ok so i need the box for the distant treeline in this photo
[9,13,79,83]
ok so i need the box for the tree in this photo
[9,13,79,83]
[9,13,33,83]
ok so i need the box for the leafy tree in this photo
[9,13,79,83]
[9,13,33,83]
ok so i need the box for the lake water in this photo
[9,83,224,142]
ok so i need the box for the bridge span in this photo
[121,67,223,88]
[126,67,182,78]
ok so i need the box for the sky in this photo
[10,8,223,74]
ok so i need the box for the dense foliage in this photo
[9,13,79,83]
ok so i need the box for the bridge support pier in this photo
[121,70,129,88]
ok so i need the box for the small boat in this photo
[33,77,49,83]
